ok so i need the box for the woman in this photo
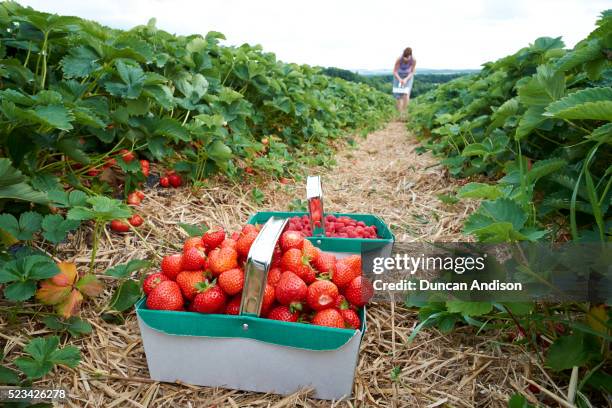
[393,47,417,114]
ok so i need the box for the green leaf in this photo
[151,118,190,142]
[4,280,37,301]
[545,87,612,120]
[589,122,612,144]
[60,46,101,78]
[208,140,233,161]
[516,106,546,140]
[555,39,603,72]
[30,105,74,131]
[0,159,48,204]
[480,198,527,231]
[525,158,567,184]
[104,60,145,99]
[48,190,88,209]
[507,394,534,408]
[445,301,493,316]
[458,183,504,200]
[68,196,131,222]
[42,316,92,338]
[178,223,208,237]
[108,280,142,312]
[105,259,151,279]
[14,336,80,379]
[546,332,601,371]
[0,365,20,385]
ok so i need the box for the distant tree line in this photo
[321,67,468,97]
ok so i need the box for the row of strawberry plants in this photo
[407,10,610,406]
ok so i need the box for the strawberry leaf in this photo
[0,255,59,301]
[178,223,208,237]
[105,259,151,279]
[0,211,43,241]
[108,280,141,312]
[546,332,602,371]
[42,316,92,338]
[41,214,81,243]
[56,289,83,318]
[0,365,20,385]
[36,280,72,305]
[75,274,104,297]
[14,336,80,380]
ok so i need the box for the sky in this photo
[17,0,611,71]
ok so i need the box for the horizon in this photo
[16,0,610,71]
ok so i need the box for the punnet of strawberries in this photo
[143,225,375,329]
[286,214,380,239]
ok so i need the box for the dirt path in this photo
[11,122,541,407]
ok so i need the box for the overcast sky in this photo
[17,0,610,70]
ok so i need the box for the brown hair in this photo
[402,47,412,60]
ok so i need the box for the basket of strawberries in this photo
[135,176,394,399]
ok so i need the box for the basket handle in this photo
[306,175,325,236]
[239,217,288,316]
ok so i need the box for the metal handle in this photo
[239,217,288,316]
[306,175,325,236]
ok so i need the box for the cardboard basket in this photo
[136,178,395,400]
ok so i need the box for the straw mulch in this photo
[1,122,557,407]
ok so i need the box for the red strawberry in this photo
[225,295,242,315]
[192,283,227,314]
[161,253,183,280]
[88,167,101,176]
[267,267,282,287]
[176,270,206,300]
[128,214,144,227]
[127,192,142,206]
[183,236,205,253]
[134,190,145,200]
[280,248,316,284]
[344,276,374,307]
[182,247,207,271]
[261,283,275,315]
[267,305,299,322]
[313,251,337,276]
[220,238,237,250]
[279,230,304,252]
[242,224,259,235]
[119,149,135,163]
[340,255,362,276]
[275,271,307,307]
[307,280,339,311]
[168,173,182,188]
[103,157,117,169]
[140,160,150,177]
[341,309,361,329]
[332,261,356,288]
[334,294,349,309]
[143,272,169,295]
[302,240,320,265]
[208,247,239,276]
[218,268,244,295]
[110,219,130,232]
[160,177,170,187]
[236,230,258,258]
[312,308,345,328]
[146,281,184,311]
[202,227,225,251]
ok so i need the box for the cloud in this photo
[16,0,610,70]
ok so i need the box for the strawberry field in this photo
[0,2,610,407]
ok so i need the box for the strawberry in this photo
[127,192,142,206]
[332,261,356,288]
[103,157,117,169]
[176,270,206,300]
[313,251,336,275]
[202,227,225,251]
[168,173,182,188]
[87,168,101,177]
[146,281,184,311]
[183,236,205,253]
[140,160,150,177]
[119,149,136,163]
[280,248,315,284]
[225,295,242,315]
[143,272,169,295]
[275,271,307,307]
[245,167,254,174]
[182,247,207,271]
[241,224,259,235]
[334,294,349,309]
[220,238,237,250]
[340,255,362,276]
[267,267,282,287]
[344,276,374,307]
[267,305,299,322]
[128,214,144,227]
[312,308,345,328]
[218,268,244,295]
[307,280,339,311]
[261,283,275,315]
[134,190,145,200]
[341,308,361,329]
[236,230,258,258]
[110,219,130,232]
[302,239,320,266]
[192,283,227,314]
[160,177,170,187]
[208,247,239,276]
[279,177,290,184]
[160,253,183,280]
[279,230,304,252]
